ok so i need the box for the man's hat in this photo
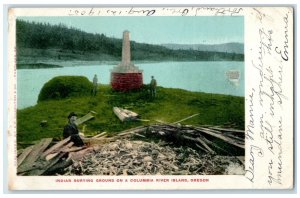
[68,112,77,119]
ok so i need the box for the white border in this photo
[2,0,298,195]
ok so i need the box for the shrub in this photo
[38,76,93,102]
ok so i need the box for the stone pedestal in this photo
[111,73,143,91]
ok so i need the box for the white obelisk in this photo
[121,30,131,67]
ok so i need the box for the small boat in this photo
[113,107,139,122]
[225,70,240,86]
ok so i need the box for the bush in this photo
[38,76,93,102]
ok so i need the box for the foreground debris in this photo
[64,139,244,176]
[17,124,245,176]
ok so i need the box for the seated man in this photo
[63,112,84,147]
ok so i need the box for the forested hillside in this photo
[16,20,244,62]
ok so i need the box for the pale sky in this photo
[19,16,244,45]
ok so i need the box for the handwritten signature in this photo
[275,13,289,61]
[67,7,243,17]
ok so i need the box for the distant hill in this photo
[161,43,244,54]
[16,20,244,64]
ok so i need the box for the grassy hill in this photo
[17,85,244,149]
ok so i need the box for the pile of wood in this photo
[17,137,94,176]
[16,128,146,176]
[17,123,245,176]
[64,139,244,176]
[146,124,245,156]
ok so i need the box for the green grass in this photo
[17,85,244,148]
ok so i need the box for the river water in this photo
[17,61,244,109]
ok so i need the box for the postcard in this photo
[7,6,293,190]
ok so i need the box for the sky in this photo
[19,16,244,45]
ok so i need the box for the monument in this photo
[111,30,143,91]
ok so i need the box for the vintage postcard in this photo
[7,6,293,190]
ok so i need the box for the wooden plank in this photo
[201,136,233,155]
[182,135,214,153]
[92,132,107,138]
[113,107,138,122]
[94,135,107,139]
[172,113,200,124]
[122,109,138,117]
[208,126,244,133]
[44,158,73,175]
[59,142,74,151]
[196,137,215,153]
[74,111,96,126]
[83,137,115,146]
[117,126,147,136]
[195,143,209,153]
[17,145,34,167]
[26,153,66,176]
[113,107,128,122]
[196,127,244,149]
[62,146,85,153]
[236,156,245,165]
[133,133,146,138]
[17,149,24,157]
[17,138,53,173]
[196,126,244,143]
[41,137,71,158]
[46,153,59,161]
[68,147,94,161]
[45,142,74,161]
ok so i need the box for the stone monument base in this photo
[111,72,143,91]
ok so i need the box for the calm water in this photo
[17,61,244,109]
